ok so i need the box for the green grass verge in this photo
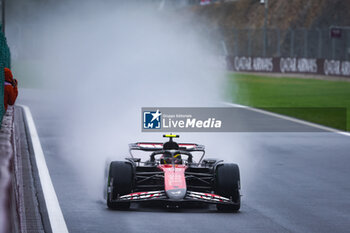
[228,73,350,131]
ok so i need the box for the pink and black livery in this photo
[106,134,241,212]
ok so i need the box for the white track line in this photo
[224,102,350,137]
[20,105,69,233]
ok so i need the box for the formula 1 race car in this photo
[106,134,241,212]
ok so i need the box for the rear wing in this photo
[129,142,205,152]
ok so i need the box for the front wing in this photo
[110,190,235,205]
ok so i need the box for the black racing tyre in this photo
[107,161,133,210]
[215,163,241,212]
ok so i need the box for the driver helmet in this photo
[160,151,183,164]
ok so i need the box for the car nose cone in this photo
[166,188,186,200]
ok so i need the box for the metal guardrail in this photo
[0,25,11,127]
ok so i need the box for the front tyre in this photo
[107,161,133,210]
[215,163,241,212]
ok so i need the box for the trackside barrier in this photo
[0,25,11,128]
[0,107,15,233]
[226,56,350,78]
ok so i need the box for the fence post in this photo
[233,28,238,56]
[346,29,349,61]
[304,29,308,58]
[318,29,322,59]
[247,29,252,57]
[263,1,268,57]
[290,29,294,57]
[221,40,228,56]
[332,36,336,60]
[347,29,350,61]
[263,28,267,57]
[277,28,281,57]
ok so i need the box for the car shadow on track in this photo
[103,202,241,214]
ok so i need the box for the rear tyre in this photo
[215,163,241,212]
[107,161,133,210]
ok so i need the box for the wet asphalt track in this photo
[18,89,350,233]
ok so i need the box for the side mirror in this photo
[203,158,218,165]
[130,158,141,163]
